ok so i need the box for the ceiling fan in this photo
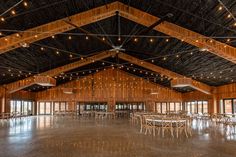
[64,12,173,52]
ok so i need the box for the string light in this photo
[0,32,2,36]
[149,38,153,43]
[68,36,72,40]
[227,14,231,18]
[56,51,59,55]
[11,10,16,15]
[118,37,121,41]
[69,54,73,58]
[51,35,55,39]
[102,37,105,41]
[165,38,169,42]
[1,17,5,22]
[218,6,223,11]
[23,1,28,7]
[134,38,138,42]
[40,47,44,51]
[85,36,89,40]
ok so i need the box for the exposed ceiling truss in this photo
[2,51,211,94]
[5,51,116,93]
[0,1,235,64]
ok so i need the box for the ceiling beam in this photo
[4,51,116,93]
[0,2,118,53]
[7,76,56,94]
[118,52,212,94]
[171,78,211,94]
[117,2,236,64]
[0,1,235,63]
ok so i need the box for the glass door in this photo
[224,99,233,114]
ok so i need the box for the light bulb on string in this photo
[11,10,16,15]
[23,1,28,7]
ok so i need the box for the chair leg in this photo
[176,128,179,138]
[184,128,188,138]
[171,128,174,138]
[157,128,160,136]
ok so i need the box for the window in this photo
[185,101,208,114]
[162,103,167,113]
[45,102,51,114]
[23,101,28,113]
[198,101,203,114]
[156,103,161,113]
[60,102,66,111]
[10,100,16,113]
[186,102,191,114]
[224,99,232,114]
[39,102,45,115]
[219,99,236,114]
[16,101,21,113]
[115,102,145,111]
[175,102,181,112]
[138,103,143,110]
[203,101,208,113]
[169,102,175,111]
[54,102,60,112]
[233,99,236,114]
[10,100,33,115]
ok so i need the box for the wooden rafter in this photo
[4,51,116,93]
[117,2,236,63]
[118,52,212,94]
[0,2,235,63]
[0,2,118,53]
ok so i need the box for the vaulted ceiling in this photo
[0,0,235,93]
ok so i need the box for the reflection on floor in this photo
[0,116,236,157]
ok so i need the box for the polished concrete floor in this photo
[0,116,236,157]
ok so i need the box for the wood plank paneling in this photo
[215,83,236,99]
[35,69,182,105]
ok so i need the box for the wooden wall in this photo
[182,91,214,113]
[182,83,236,113]
[0,87,35,113]
[0,87,5,113]
[35,69,182,111]
[2,69,235,113]
[214,83,236,99]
